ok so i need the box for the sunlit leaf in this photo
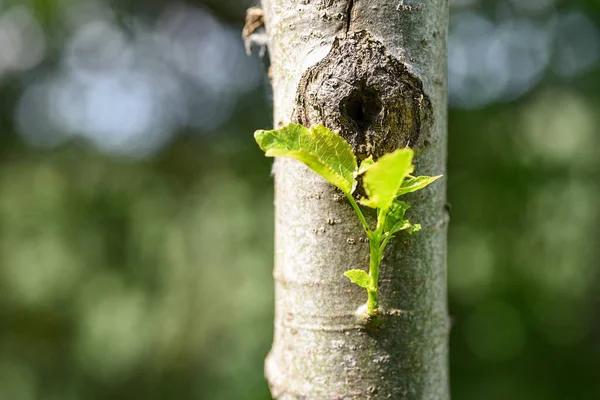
[254,124,357,194]
[357,155,375,175]
[359,148,414,210]
[396,175,442,197]
[344,269,372,288]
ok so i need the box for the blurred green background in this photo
[0,0,599,399]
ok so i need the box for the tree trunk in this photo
[259,1,449,398]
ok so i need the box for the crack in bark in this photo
[344,0,355,36]
[279,322,364,332]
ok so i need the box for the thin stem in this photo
[345,192,370,232]
[380,234,393,253]
[375,206,388,235]
[367,237,382,315]
[344,193,386,316]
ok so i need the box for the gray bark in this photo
[259,1,449,398]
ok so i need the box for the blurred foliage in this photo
[0,137,275,400]
[0,0,599,400]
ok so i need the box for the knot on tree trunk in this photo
[293,30,432,162]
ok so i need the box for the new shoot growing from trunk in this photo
[254,123,441,322]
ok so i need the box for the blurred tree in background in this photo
[0,0,599,399]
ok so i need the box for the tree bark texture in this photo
[261,1,449,398]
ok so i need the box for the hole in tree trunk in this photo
[342,87,383,133]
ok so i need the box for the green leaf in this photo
[396,175,442,197]
[254,124,357,194]
[359,148,414,210]
[383,200,411,234]
[357,155,374,175]
[344,269,372,288]
[408,223,421,234]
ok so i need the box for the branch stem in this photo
[344,193,386,316]
[367,237,382,315]
[345,192,369,232]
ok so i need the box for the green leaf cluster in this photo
[254,124,441,317]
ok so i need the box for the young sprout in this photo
[254,123,441,319]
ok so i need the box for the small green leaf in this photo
[359,148,414,210]
[396,175,442,197]
[344,269,372,288]
[408,223,421,234]
[254,124,357,194]
[384,200,411,234]
[357,155,374,175]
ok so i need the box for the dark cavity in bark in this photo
[294,30,432,161]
